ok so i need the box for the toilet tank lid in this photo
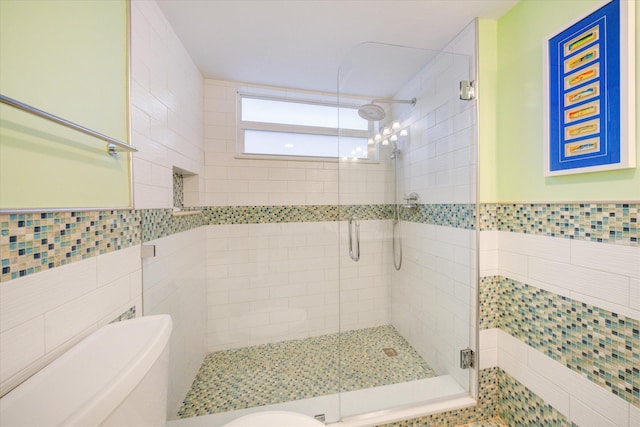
[0,315,172,427]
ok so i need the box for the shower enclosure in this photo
[142,41,478,426]
[337,42,477,422]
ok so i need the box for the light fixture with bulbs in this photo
[373,120,409,147]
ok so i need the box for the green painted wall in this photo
[482,0,639,202]
[478,19,499,203]
[0,0,131,210]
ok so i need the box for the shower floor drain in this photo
[382,348,398,357]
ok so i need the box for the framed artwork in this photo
[543,0,635,176]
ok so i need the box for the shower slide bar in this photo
[348,216,360,262]
[0,94,137,156]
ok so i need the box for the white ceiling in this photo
[157,0,517,95]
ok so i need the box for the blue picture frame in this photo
[544,0,635,176]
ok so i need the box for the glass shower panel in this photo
[338,42,476,419]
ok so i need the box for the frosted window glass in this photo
[245,130,368,158]
[242,97,367,131]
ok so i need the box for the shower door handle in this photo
[348,216,360,262]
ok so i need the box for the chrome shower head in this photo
[357,103,386,121]
[357,97,416,122]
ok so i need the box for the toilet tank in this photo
[0,315,173,426]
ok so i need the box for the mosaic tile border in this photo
[401,203,477,230]
[339,204,394,221]
[497,367,575,426]
[109,306,136,323]
[173,172,184,209]
[1,210,140,282]
[482,275,640,408]
[204,205,339,224]
[480,203,639,246]
[3,202,637,282]
[141,208,207,242]
[479,276,501,330]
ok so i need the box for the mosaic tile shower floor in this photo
[178,325,437,418]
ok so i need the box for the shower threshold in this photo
[166,375,470,427]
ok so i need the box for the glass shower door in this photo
[337,42,477,421]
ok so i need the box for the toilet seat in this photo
[223,410,325,427]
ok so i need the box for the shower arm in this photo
[370,98,416,106]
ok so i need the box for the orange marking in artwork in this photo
[569,69,596,85]
[568,106,596,119]
[569,124,597,136]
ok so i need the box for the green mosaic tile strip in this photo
[479,203,498,231]
[481,203,639,246]
[497,368,576,426]
[0,210,140,283]
[339,204,395,220]
[483,275,640,408]
[173,172,184,209]
[203,205,339,224]
[178,325,436,418]
[141,208,207,242]
[479,276,501,330]
[109,306,136,323]
[380,367,499,427]
[401,204,477,230]
[4,202,636,283]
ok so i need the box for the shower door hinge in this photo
[460,348,475,369]
[459,80,475,100]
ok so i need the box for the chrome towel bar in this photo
[0,94,137,156]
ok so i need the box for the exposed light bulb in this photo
[392,121,401,130]
[399,129,408,136]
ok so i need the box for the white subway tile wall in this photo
[389,23,478,390]
[392,222,475,387]
[494,331,634,427]
[130,1,207,420]
[479,227,640,425]
[130,0,204,210]
[143,228,207,419]
[488,231,639,319]
[205,222,341,350]
[0,245,142,395]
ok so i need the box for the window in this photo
[237,94,373,160]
